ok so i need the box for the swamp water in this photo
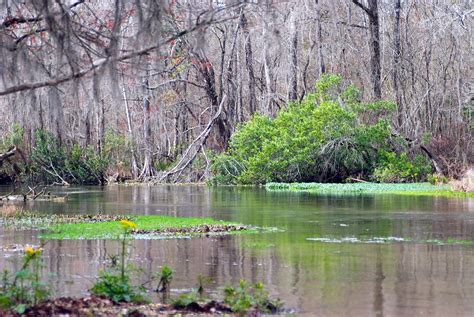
[0,185,473,316]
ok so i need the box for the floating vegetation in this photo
[266,182,474,198]
[306,236,474,245]
[40,215,261,240]
[1,243,41,253]
[0,211,133,230]
[244,242,276,249]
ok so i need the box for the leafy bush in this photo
[373,151,433,183]
[26,130,108,184]
[1,123,24,151]
[90,270,148,304]
[224,280,282,313]
[1,127,130,185]
[427,173,449,185]
[211,74,395,184]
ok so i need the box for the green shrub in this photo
[427,173,449,185]
[26,130,108,184]
[211,74,395,184]
[209,154,245,185]
[1,123,24,151]
[90,270,148,304]
[224,280,282,313]
[172,292,200,309]
[373,151,433,183]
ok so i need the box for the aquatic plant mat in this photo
[42,215,255,240]
[0,212,129,230]
[266,182,474,198]
[0,212,263,240]
[305,236,474,246]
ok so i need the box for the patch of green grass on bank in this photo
[40,215,257,240]
[266,182,474,198]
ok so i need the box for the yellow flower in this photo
[25,246,35,256]
[120,219,137,230]
[25,246,41,257]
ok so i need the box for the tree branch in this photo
[351,0,373,17]
[0,14,237,96]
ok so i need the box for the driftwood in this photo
[347,177,369,183]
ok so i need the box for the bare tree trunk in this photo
[121,79,138,179]
[240,13,257,116]
[225,22,240,130]
[84,100,92,147]
[352,0,382,99]
[288,12,298,102]
[392,0,403,126]
[195,48,230,150]
[315,0,325,77]
[262,27,274,115]
[96,98,105,155]
[139,68,154,179]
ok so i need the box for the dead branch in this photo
[0,146,17,165]
[157,95,227,183]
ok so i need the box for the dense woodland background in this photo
[0,0,472,184]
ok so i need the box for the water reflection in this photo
[1,185,474,316]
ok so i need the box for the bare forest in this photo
[0,0,472,184]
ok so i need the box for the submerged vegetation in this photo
[266,182,474,198]
[211,75,434,185]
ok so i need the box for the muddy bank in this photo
[0,296,234,317]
